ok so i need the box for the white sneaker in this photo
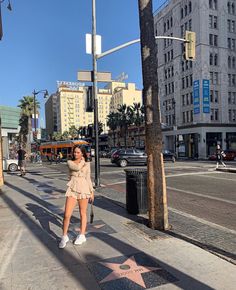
[74,234,86,245]
[59,235,69,249]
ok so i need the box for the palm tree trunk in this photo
[138,0,168,230]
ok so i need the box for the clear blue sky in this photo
[0,0,166,123]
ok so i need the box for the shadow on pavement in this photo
[0,183,215,290]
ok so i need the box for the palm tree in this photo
[131,103,145,148]
[107,112,120,147]
[117,104,133,147]
[52,132,62,141]
[62,131,69,140]
[138,0,168,230]
[69,125,78,140]
[18,96,40,153]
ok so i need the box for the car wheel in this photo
[8,163,18,172]
[172,156,176,163]
[119,159,128,167]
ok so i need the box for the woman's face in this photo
[74,147,82,160]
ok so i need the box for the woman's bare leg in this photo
[63,197,77,236]
[78,198,89,235]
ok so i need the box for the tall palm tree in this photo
[117,104,133,147]
[18,96,40,153]
[107,112,120,147]
[131,103,145,148]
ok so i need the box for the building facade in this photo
[0,106,20,158]
[45,93,58,137]
[154,0,236,158]
[45,80,142,138]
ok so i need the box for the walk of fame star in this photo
[99,255,161,288]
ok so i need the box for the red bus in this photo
[39,140,91,162]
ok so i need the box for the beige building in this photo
[109,82,142,112]
[45,80,142,137]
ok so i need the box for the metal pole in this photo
[33,90,37,139]
[92,0,100,187]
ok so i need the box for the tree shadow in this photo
[1,184,216,290]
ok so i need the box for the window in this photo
[181,8,184,18]
[189,1,192,13]
[185,5,188,16]
[182,95,185,106]
[209,0,217,9]
[210,53,213,65]
[233,57,236,68]
[228,56,231,68]
[214,54,218,65]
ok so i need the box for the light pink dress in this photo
[65,159,94,200]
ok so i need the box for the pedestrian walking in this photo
[216,144,226,169]
[59,145,94,249]
[17,146,27,176]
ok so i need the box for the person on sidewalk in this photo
[59,145,94,249]
[17,146,27,176]
[216,144,226,169]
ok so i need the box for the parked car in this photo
[106,148,120,159]
[111,148,147,167]
[208,150,235,161]
[162,150,176,163]
[2,158,19,172]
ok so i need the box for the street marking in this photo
[167,186,236,205]
[105,181,126,186]
[101,170,125,175]
[166,171,220,178]
[197,175,236,182]
[169,207,236,235]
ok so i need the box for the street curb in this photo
[216,168,236,173]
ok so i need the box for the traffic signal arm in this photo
[185,31,196,61]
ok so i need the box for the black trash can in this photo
[125,169,148,214]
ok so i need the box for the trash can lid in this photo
[124,168,147,175]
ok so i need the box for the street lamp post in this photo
[0,0,12,40]
[92,0,100,187]
[32,89,49,140]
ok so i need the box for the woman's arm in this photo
[86,162,94,193]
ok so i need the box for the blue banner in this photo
[193,80,200,114]
[202,79,210,113]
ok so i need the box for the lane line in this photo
[167,186,236,205]
[104,181,126,186]
[197,175,236,182]
[166,171,220,178]
[169,207,236,235]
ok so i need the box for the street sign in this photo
[86,34,101,54]
[193,80,200,114]
[77,71,112,82]
[202,79,210,113]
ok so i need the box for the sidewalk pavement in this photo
[0,165,236,290]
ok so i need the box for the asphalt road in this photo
[46,158,236,263]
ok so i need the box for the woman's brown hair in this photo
[71,145,88,162]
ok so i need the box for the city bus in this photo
[39,140,92,162]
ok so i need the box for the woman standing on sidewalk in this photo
[59,145,94,248]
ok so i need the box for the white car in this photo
[2,158,19,172]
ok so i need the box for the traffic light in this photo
[185,31,196,61]
[86,86,94,112]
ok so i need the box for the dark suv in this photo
[111,149,147,167]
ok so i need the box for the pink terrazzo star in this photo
[99,255,161,288]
